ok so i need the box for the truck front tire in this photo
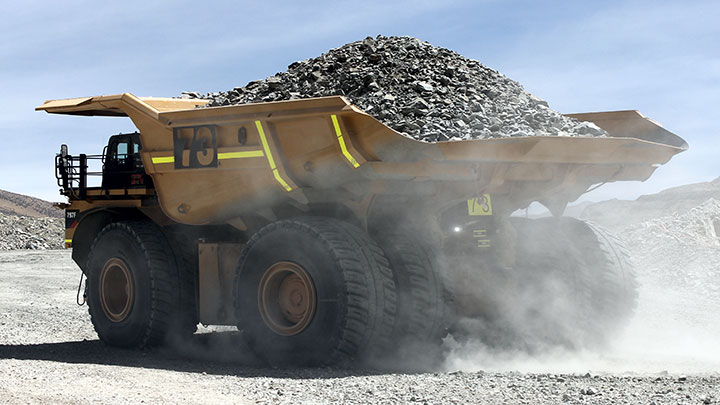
[86,221,190,348]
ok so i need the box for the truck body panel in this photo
[38,93,687,227]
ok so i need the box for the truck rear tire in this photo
[376,230,452,366]
[509,217,637,349]
[505,217,595,349]
[233,217,396,366]
[559,218,638,331]
[86,221,188,348]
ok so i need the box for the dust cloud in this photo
[441,280,720,374]
[440,215,720,376]
[164,196,720,375]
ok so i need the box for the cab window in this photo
[116,142,129,159]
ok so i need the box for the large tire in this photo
[164,230,199,339]
[375,231,452,365]
[508,217,637,349]
[86,221,188,348]
[504,217,595,349]
[559,218,638,330]
[233,217,396,366]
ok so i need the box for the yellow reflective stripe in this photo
[154,151,264,163]
[152,156,174,164]
[255,120,293,192]
[331,114,360,168]
[217,150,264,160]
[255,121,278,169]
[271,170,291,190]
[64,239,72,244]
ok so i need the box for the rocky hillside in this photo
[560,178,720,300]
[0,189,62,218]
[0,190,63,250]
[621,197,720,299]
[576,177,720,232]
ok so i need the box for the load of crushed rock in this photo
[0,213,63,250]
[620,198,720,297]
[186,35,606,142]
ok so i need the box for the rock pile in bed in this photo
[188,35,606,142]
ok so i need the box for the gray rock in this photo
[180,91,202,99]
[409,97,430,112]
[266,76,284,90]
[415,81,434,93]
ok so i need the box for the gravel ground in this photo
[1,250,718,404]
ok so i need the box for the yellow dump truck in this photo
[38,94,686,365]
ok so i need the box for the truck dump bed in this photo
[37,93,687,224]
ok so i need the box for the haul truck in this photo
[37,94,686,365]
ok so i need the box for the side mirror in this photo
[60,144,68,157]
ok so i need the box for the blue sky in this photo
[1,0,717,202]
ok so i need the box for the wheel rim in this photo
[99,258,134,323]
[258,261,317,336]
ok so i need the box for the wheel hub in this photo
[258,262,317,336]
[99,258,134,323]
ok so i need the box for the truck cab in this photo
[101,133,153,189]
[55,132,153,198]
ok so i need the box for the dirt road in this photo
[1,250,718,404]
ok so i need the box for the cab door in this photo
[101,133,152,189]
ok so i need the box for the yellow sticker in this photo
[468,194,493,216]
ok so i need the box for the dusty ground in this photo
[1,250,718,404]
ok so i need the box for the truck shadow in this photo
[0,332,408,378]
